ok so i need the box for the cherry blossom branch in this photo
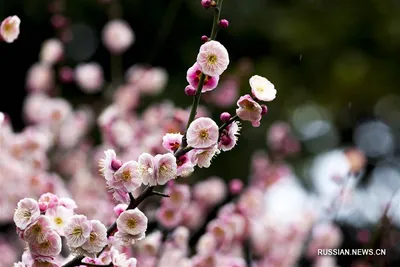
[181,0,224,147]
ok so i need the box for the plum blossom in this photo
[249,75,277,102]
[99,149,118,181]
[192,145,220,168]
[0,16,20,43]
[45,205,74,236]
[116,209,148,244]
[162,133,183,153]
[197,40,229,76]
[74,63,104,93]
[29,230,62,257]
[154,153,178,185]
[13,198,40,230]
[186,62,219,92]
[102,19,134,54]
[81,220,108,256]
[40,39,63,65]
[187,117,219,149]
[64,215,92,248]
[157,206,183,229]
[236,94,262,127]
[24,215,52,243]
[218,121,241,151]
[112,161,142,192]
[138,153,178,186]
[110,248,137,267]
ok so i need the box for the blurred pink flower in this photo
[74,63,104,93]
[0,15,20,43]
[102,19,134,54]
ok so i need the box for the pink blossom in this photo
[113,204,128,216]
[81,220,108,256]
[218,121,241,151]
[154,153,178,185]
[74,63,104,93]
[162,133,183,153]
[236,94,262,127]
[98,149,117,181]
[45,206,73,236]
[138,153,178,186]
[64,215,92,248]
[29,230,62,257]
[126,65,168,95]
[26,63,54,93]
[187,117,219,149]
[102,19,134,54]
[162,183,191,209]
[24,215,52,243]
[38,193,59,212]
[40,39,63,65]
[116,209,147,244]
[249,75,277,102]
[13,198,40,230]
[0,16,20,43]
[176,153,196,177]
[196,40,229,76]
[196,233,217,255]
[186,62,219,92]
[192,145,220,168]
[156,206,182,229]
[193,177,227,207]
[136,230,162,257]
[112,160,142,192]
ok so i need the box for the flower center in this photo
[165,210,174,220]
[54,217,63,225]
[257,86,264,92]
[121,170,131,181]
[199,129,209,139]
[127,218,137,229]
[72,227,83,237]
[244,101,255,110]
[23,210,32,219]
[90,232,98,242]
[207,54,217,65]
[170,192,182,203]
[32,224,42,234]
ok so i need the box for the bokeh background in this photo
[1,0,400,266]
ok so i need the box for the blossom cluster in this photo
[2,1,384,267]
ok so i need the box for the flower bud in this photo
[229,179,243,195]
[220,112,231,122]
[219,19,229,29]
[185,85,196,96]
[111,159,123,171]
[201,0,212,9]
[261,105,268,116]
[201,35,209,43]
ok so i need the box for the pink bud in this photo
[219,19,229,29]
[220,112,231,122]
[185,85,196,96]
[261,105,268,116]
[111,159,123,171]
[229,179,243,195]
[220,135,231,146]
[201,0,212,9]
[59,67,74,83]
[201,35,209,43]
